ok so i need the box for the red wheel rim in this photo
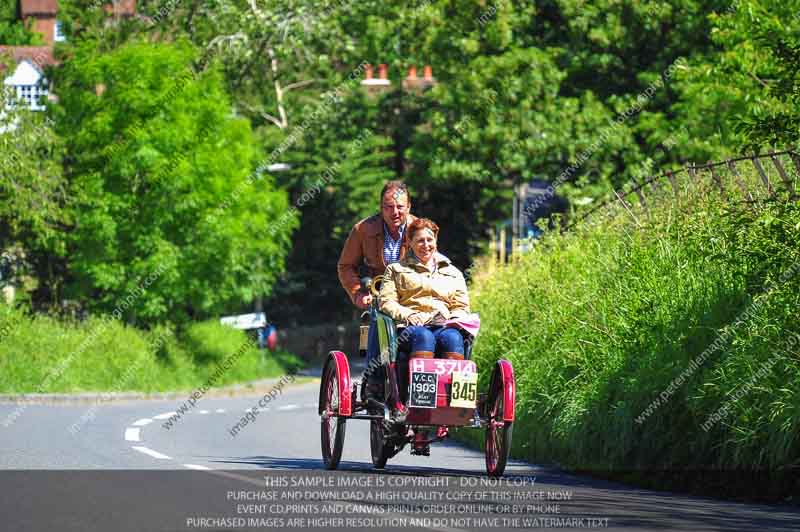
[486,388,503,473]
[322,368,339,455]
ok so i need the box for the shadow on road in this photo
[200,455,800,531]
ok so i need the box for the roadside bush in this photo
[468,173,800,497]
[179,319,303,385]
[0,308,302,393]
[182,320,247,365]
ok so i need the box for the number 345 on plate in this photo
[450,371,477,408]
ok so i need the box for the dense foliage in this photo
[0,0,798,492]
[0,0,40,45]
[708,1,799,149]
[0,304,302,393]
[51,41,295,325]
[0,101,65,249]
[2,0,798,325]
[0,93,66,306]
[468,166,800,496]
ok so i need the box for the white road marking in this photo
[183,464,212,471]
[215,409,226,413]
[124,427,141,442]
[132,418,153,426]
[198,410,210,414]
[202,470,466,532]
[277,404,300,411]
[153,412,177,420]
[131,446,171,460]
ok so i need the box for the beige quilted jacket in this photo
[379,252,470,324]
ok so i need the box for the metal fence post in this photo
[708,162,725,194]
[751,155,774,197]
[634,186,648,212]
[790,151,800,175]
[666,171,679,197]
[488,230,497,274]
[499,227,506,264]
[770,154,794,197]
[727,160,754,204]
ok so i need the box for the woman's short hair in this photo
[407,218,439,242]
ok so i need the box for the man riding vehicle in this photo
[337,181,416,396]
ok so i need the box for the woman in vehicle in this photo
[379,218,470,360]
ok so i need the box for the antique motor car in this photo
[318,279,515,477]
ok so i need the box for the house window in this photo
[14,84,48,111]
[54,21,66,43]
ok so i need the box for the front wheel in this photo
[485,376,513,477]
[320,363,346,469]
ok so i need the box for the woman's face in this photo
[411,228,437,264]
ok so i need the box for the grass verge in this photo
[0,311,303,393]
[466,170,800,501]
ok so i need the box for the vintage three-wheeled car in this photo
[318,279,516,477]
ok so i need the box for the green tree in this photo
[407,47,632,260]
[53,40,295,325]
[0,90,67,305]
[0,98,65,249]
[266,90,396,324]
[677,1,800,151]
[50,0,800,325]
[137,1,401,322]
[0,0,41,45]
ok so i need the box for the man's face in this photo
[381,190,409,232]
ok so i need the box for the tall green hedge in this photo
[0,309,302,393]
[470,173,800,497]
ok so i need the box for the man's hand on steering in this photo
[355,292,373,309]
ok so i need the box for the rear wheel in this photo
[320,363,346,469]
[485,375,512,477]
[370,419,391,469]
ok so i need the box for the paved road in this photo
[1,365,798,532]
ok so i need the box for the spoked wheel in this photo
[320,363,346,469]
[485,374,513,477]
[370,419,391,469]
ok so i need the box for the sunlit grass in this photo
[0,314,303,393]
[469,165,800,480]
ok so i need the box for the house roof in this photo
[0,46,58,73]
[103,0,137,16]
[18,0,137,20]
[20,0,59,17]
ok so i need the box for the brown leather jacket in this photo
[337,213,416,305]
